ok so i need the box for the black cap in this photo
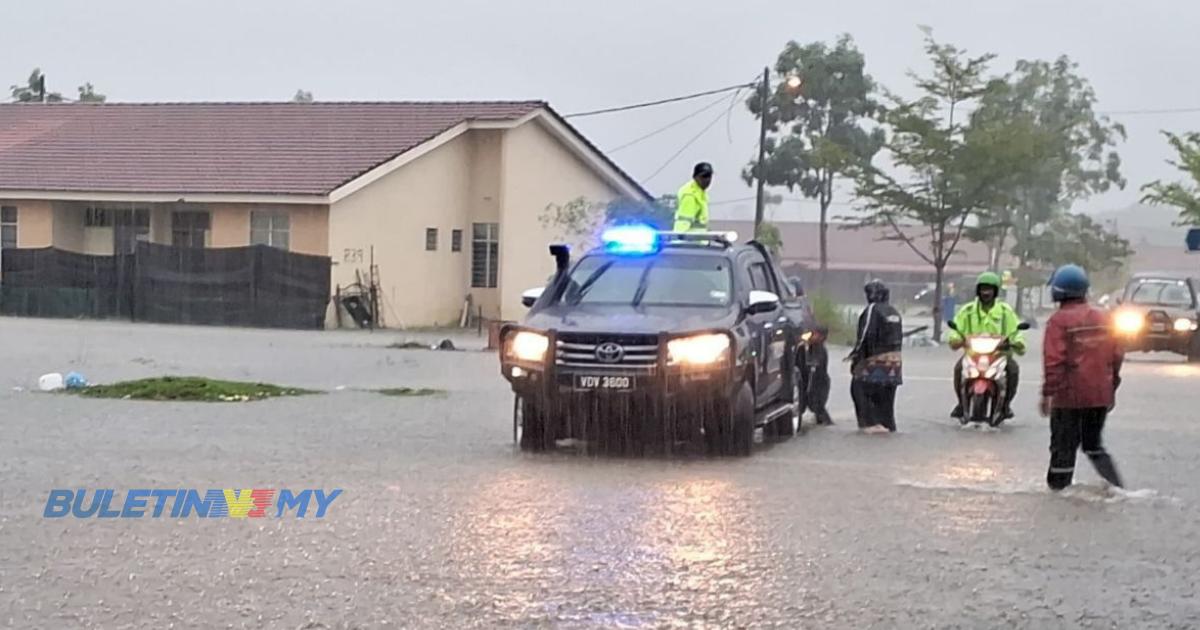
[693,162,714,177]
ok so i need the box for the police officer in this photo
[948,271,1026,419]
[848,280,904,433]
[674,162,712,232]
[1041,264,1124,490]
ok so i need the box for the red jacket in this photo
[1042,301,1123,409]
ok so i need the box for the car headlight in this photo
[668,333,731,366]
[509,331,549,362]
[1174,318,1197,332]
[1114,310,1144,334]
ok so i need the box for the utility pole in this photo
[753,66,770,236]
[38,74,46,103]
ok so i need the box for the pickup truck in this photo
[498,227,817,456]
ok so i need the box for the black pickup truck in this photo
[498,228,819,456]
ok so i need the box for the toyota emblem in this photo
[594,342,625,364]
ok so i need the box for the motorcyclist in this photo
[948,271,1026,419]
[673,162,712,232]
[788,277,833,426]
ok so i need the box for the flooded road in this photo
[1,317,1198,628]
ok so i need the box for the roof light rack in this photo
[658,231,738,249]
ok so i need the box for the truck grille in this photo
[556,333,659,370]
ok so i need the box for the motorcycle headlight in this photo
[968,337,1002,354]
[1114,310,1144,335]
[801,331,814,343]
[509,331,549,363]
[668,333,731,366]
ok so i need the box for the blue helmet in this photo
[1049,264,1089,301]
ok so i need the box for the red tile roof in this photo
[0,101,547,196]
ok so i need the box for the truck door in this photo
[743,253,786,403]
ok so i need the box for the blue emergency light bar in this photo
[601,224,660,255]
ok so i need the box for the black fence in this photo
[1,243,330,329]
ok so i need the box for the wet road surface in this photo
[1,317,1199,628]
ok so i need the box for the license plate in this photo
[575,375,634,390]
[1151,323,1167,332]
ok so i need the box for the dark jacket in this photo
[854,302,903,359]
[1042,301,1123,409]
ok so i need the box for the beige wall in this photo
[208,203,328,255]
[0,200,55,248]
[329,132,478,327]
[497,119,624,321]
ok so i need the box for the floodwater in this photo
[1,317,1198,628]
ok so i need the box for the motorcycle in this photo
[947,320,1031,427]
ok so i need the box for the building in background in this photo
[0,102,649,326]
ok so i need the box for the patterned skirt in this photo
[852,351,903,386]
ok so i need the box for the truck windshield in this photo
[562,254,732,307]
[1128,280,1195,308]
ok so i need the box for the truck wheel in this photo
[729,381,756,456]
[769,367,800,438]
[518,396,551,452]
[1188,334,1200,363]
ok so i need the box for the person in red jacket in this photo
[1040,264,1124,491]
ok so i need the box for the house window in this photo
[471,222,499,288]
[171,211,210,248]
[1,206,16,249]
[451,229,463,253]
[425,228,438,251]
[85,207,112,227]
[251,211,290,250]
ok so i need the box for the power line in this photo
[1099,106,1200,116]
[563,82,753,119]
[642,86,749,184]
[606,93,732,153]
[643,106,733,183]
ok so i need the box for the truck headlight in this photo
[1114,310,1143,335]
[1174,318,1197,332]
[509,331,549,362]
[668,333,731,366]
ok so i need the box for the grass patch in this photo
[78,376,314,402]
[375,387,443,397]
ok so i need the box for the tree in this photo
[969,57,1125,312]
[849,31,1044,341]
[10,68,63,102]
[1141,131,1200,225]
[77,82,106,103]
[292,89,314,103]
[756,221,783,257]
[746,35,883,286]
[1024,212,1131,285]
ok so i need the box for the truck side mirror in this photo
[521,287,544,308]
[747,290,780,315]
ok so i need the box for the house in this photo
[0,102,650,326]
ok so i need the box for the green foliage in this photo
[755,221,783,257]
[10,68,63,102]
[606,195,676,230]
[78,376,313,402]
[292,89,314,103]
[1141,131,1200,225]
[77,83,105,103]
[848,31,1042,339]
[969,56,1125,277]
[809,293,855,346]
[746,35,883,272]
[375,387,442,397]
[1024,212,1132,274]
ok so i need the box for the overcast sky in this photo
[6,0,1199,222]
